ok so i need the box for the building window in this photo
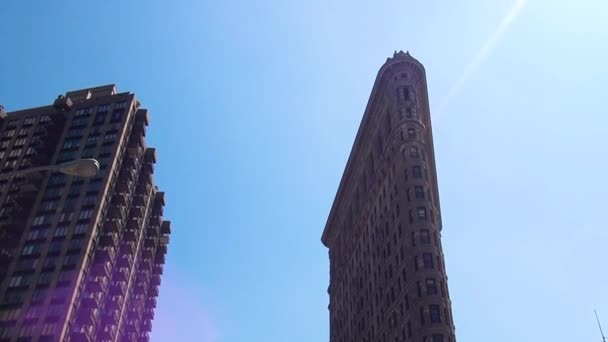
[85,135,98,146]
[115,101,129,109]
[103,133,117,145]
[62,254,79,268]
[417,207,427,220]
[407,127,416,138]
[67,239,83,252]
[8,276,24,288]
[48,241,63,254]
[24,117,37,126]
[97,104,111,113]
[54,226,69,237]
[406,107,414,118]
[93,113,106,125]
[79,210,93,220]
[410,146,419,158]
[59,212,73,223]
[426,278,437,295]
[74,223,88,235]
[110,109,124,123]
[398,87,411,101]
[31,289,48,304]
[420,229,431,244]
[37,272,53,286]
[432,334,444,342]
[42,257,57,270]
[26,228,49,241]
[423,253,434,269]
[21,245,37,256]
[429,305,441,323]
[9,149,22,158]
[57,271,75,286]
[414,186,424,199]
[70,117,88,128]
[412,166,422,178]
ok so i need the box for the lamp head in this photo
[57,158,100,177]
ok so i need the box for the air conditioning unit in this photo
[53,95,73,112]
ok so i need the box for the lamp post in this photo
[0,158,100,180]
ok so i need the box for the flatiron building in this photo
[322,52,456,342]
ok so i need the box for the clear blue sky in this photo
[1,0,607,340]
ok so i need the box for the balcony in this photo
[82,293,103,309]
[149,214,162,228]
[75,307,99,326]
[70,332,93,342]
[161,221,171,235]
[142,163,154,175]
[149,274,161,286]
[136,274,150,287]
[142,320,152,332]
[130,206,144,219]
[126,322,141,334]
[131,122,146,138]
[143,238,157,249]
[154,253,165,264]
[128,135,145,151]
[142,248,153,259]
[102,308,120,324]
[90,261,111,278]
[117,254,134,268]
[135,186,151,201]
[106,295,124,310]
[146,297,157,309]
[135,109,149,125]
[111,194,126,206]
[99,234,118,249]
[132,195,145,207]
[109,282,127,296]
[93,248,116,264]
[127,218,142,231]
[138,332,150,342]
[103,220,119,234]
[98,324,118,341]
[148,285,159,297]
[87,276,109,293]
[123,230,137,242]
[116,179,132,194]
[120,242,135,256]
[144,148,156,164]
[155,191,165,207]
[143,309,154,320]
[113,267,129,282]
[119,168,136,183]
[152,264,163,275]
[133,284,146,295]
[138,258,153,273]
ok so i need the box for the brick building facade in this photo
[0,85,171,342]
[322,52,455,342]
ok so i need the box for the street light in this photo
[54,158,100,178]
[1,158,100,179]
